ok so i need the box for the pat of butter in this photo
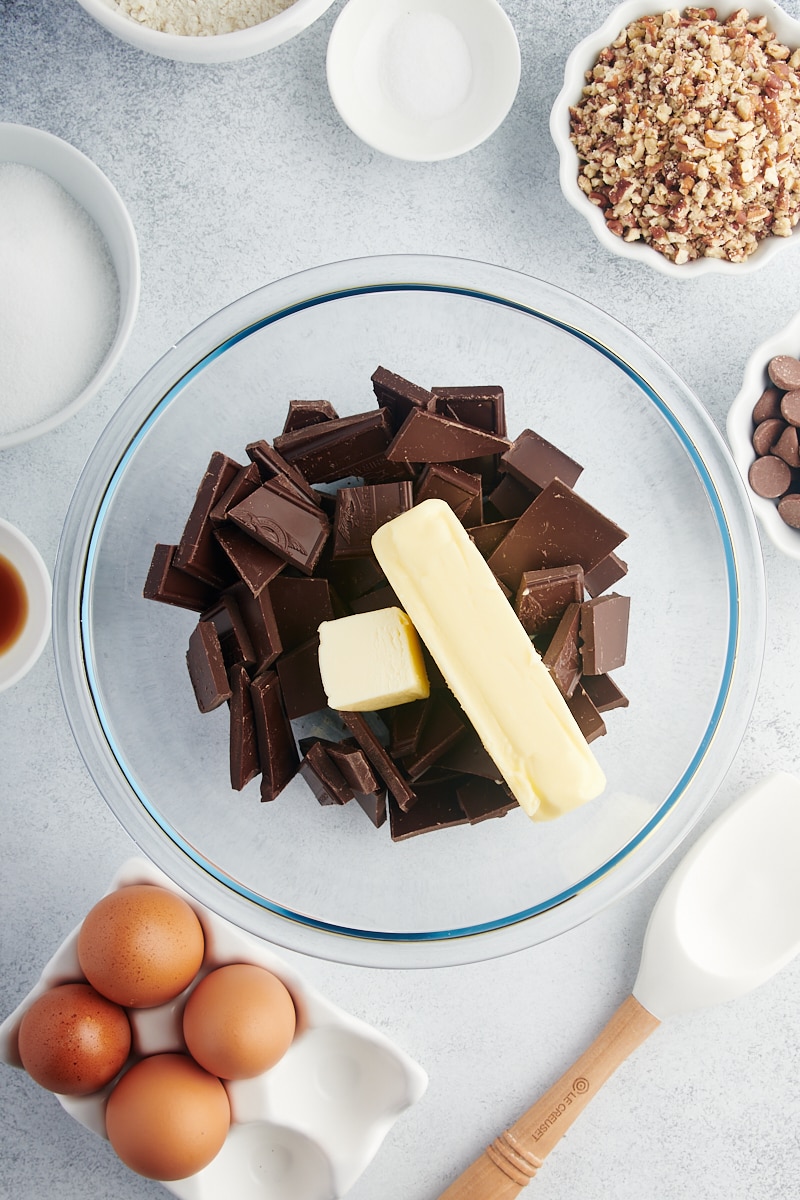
[371,499,606,820]
[318,607,430,712]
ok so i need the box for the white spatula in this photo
[438,772,800,1200]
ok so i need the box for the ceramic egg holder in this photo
[0,858,428,1200]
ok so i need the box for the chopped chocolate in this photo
[228,485,330,575]
[580,593,630,675]
[371,365,434,432]
[333,481,413,558]
[326,555,386,604]
[437,729,502,780]
[542,602,582,698]
[414,463,483,526]
[580,672,629,712]
[501,428,583,492]
[386,408,510,464]
[349,585,400,614]
[430,385,506,437]
[268,576,335,653]
[326,739,381,793]
[340,711,417,810]
[486,474,536,521]
[468,519,516,558]
[229,582,282,669]
[567,683,607,743]
[299,741,354,806]
[175,452,242,586]
[487,479,628,592]
[282,399,339,434]
[401,694,467,781]
[275,636,327,719]
[261,473,325,515]
[354,788,388,828]
[228,663,260,791]
[515,565,585,639]
[456,777,518,823]
[209,462,262,525]
[144,544,217,612]
[202,593,257,671]
[187,619,231,713]
[583,552,628,598]
[249,671,299,801]
[213,525,285,597]
[273,409,394,484]
[245,439,322,507]
[388,781,470,841]
[389,699,429,758]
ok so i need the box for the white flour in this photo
[114,0,296,36]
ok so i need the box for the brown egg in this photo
[78,884,205,1008]
[18,982,131,1096]
[182,963,296,1080]
[105,1053,230,1180]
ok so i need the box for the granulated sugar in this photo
[114,0,296,36]
[0,164,119,439]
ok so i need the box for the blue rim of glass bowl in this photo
[78,278,745,946]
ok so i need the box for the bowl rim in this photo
[0,518,52,693]
[549,0,800,280]
[0,123,140,450]
[325,0,521,162]
[726,309,800,560]
[53,253,766,967]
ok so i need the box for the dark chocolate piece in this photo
[487,480,628,592]
[201,593,257,671]
[214,525,286,597]
[249,671,300,801]
[415,463,483,526]
[580,593,630,675]
[175,452,242,586]
[299,741,354,806]
[326,740,387,827]
[268,576,335,653]
[567,683,607,743]
[187,619,231,713]
[275,636,327,719]
[388,781,470,841]
[228,485,330,575]
[386,408,510,464]
[748,454,792,498]
[430,385,506,437]
[768,355,800,391]
[332,482,413,558]
[228,663,260,791]
[468,519,516,558]
[501,428,583,492]
[143,544,217,612]
[390,699,429,758]
[583,552,628,598]
[515,565,585,639]
[456,777,518,823]
[580,672,629,712]
[402,694,467,781]
[542,602,582,698]
[229,582,282,669]
[486,474,536,521]
[349,585,400,614]
[282,400,339,434]
[246,439,322,507]
[273,409,394,484]
[210,462,262,525]
[371,366,434,432]
[340,711,417,810]
[437,729,502,780]
[354,788,388,828]
[325,555,386,604]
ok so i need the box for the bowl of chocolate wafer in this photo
[53,255,766,966]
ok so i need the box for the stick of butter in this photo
[371,499,606,820]
[318,607,430,712]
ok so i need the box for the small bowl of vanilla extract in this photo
[0,519,51,692]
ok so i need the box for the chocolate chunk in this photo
[390,699,429,758]
[748,454,792,498]
[275,636,327,719]
[326,739,381,793]
[515,565,585,639]
[501,428,583,492]
[778,492,800,528]
[583,552,628,598]
[487,480,627,592]
[773,425,800,468]
[187,619,231,713]
[349,584,400,614]
[753,386,784,423]
[354,788,388,828]
[402,694,467,781]
[486,474,536,520]
[371,366,434,432]
[580,593,630,675]
[456,777,518,823]
[268,576,335,653]
[414,463,483,526]
[249,671,299,801]
[274,409,394,484]
[333,481,413,558]
[580,672,629,712]
[214,525,285,597]
[430,385,506,437]
[768,355,800,391]
[299,741,354,806]
[143,544,217,612]
[542,602,582,697]
[468,519,516,558]
[326,555,386,603]
[228,485,330,575]
[210,462,262,525]
[386,408,510,464]
[282,400,339,434]
[228,663,260,791]
[752,418,786,456]
[229,582,282,669]
[567,683,607,743]
[781,390,800,427]
[340,711,417,810]
[175,452,242,586]
[245,439,323,507]
[388,780,470,841]
[437,729,502,780]
[202,593,257,671]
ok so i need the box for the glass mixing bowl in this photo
[53,255,766,967]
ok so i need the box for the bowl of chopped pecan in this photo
[550,1,800,275]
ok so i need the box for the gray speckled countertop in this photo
[3,2,800,1198]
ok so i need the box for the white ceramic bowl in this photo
[0,857,427,1200]
[326,0,520,161]
[550,0,800,279]
[0,518,52,692]
[75,0,337,62]
[0,124,140,449]
[727,310,800,560]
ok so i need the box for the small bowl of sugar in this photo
[326,0,521,162]
[0,519,52,692]
[0,124,140,450]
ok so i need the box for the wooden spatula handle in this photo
[438,994,660,1200]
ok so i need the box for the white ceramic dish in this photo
[550,0,800,279]
[0,518,52,692]
[727,310,800,561]
[326,0,520,161]
[0,123,140,449]
[0,857,427,1200]
[75,0,337,62]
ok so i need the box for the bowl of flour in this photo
[0,124,140,450]
[74,0,338,62]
